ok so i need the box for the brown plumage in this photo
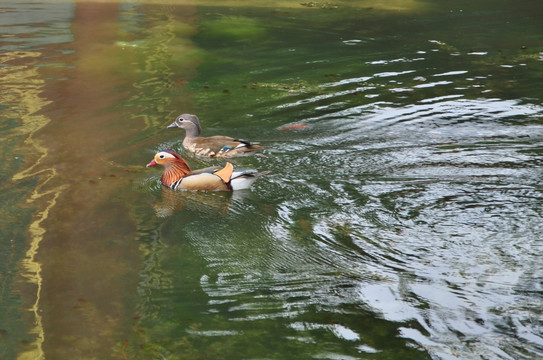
[167,114,265,157]
[146,150,267,191]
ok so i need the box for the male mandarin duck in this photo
[167,113,265,157]
[146,150,267,191]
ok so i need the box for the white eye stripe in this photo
[156,151,175,159]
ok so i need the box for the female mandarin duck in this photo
[167,113,264,157]
[146,150,266,191]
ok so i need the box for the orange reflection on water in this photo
[0,49,60,360]
[1,1,201,358]
[34,3,140,358]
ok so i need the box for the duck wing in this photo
[191,136,264,157]
[191,166,223,175]
[191,136,239,154]
[173,163,233,191]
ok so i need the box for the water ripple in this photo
[252,80,543,357]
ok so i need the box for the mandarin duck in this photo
[167,113,265,157]
[146,150,267,191]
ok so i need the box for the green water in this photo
[1,1,543,359]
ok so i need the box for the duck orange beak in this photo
[146,159,157,167]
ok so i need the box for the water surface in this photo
[1,1,543,359]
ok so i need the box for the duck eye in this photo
[159,154,165,159]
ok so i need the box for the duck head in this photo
[167,114,201,138]
[147,150,176,167]
[168,113,201,129]
[146,150,192,187]
[146,150,190,169]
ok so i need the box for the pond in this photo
[1,0,542,359]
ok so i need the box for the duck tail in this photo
[230,169,270,190]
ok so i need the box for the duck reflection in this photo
[153,186,253,218]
